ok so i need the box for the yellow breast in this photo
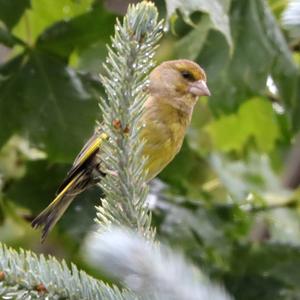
[139,99,191,181]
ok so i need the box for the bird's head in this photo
[149,59,210,112]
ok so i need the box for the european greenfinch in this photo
[32,59,210,240]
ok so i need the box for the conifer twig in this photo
[0,243,131,299]
[96,1,163,240]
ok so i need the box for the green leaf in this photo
[268,0,288,19]
[252,1,299,131]
[0,27,25,47]
[207,114,246,153]
[154,194,251,275]
[0,50,100,162]
[267,0,300,130]
[165,0,232,48]
[37,5,115,58]
[175,14,211,60]
[0,136,46,182]
[12,0,93,44]
[210,153,284,201]
[0,55,25,147]
[199,0,298,116]
[207,98,280,153]
[239,98,280,152]
[6,159,101,241]
[0,0,30,29]
[187,100,213,156]
[6,160,68,214]
[225,244,300,300]
[72,40,108,74]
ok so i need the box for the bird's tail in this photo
[32,173,81,242]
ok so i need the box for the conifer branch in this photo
[96,1,163,240]
[85,227,232,300]
[0,243,131,299]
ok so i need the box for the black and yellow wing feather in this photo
[32,130,108,241]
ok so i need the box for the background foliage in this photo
[0,0,300,299]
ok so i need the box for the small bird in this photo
[32,59,210,240]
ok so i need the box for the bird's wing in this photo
[55,129,108,195]
[72,129,107,169]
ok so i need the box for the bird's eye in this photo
[181,71,195,81]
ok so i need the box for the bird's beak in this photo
[188,80,211,97]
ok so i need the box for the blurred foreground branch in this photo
[85,227,232,300]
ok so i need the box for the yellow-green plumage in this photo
[32,59,210,241]
[141,100,191,179]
